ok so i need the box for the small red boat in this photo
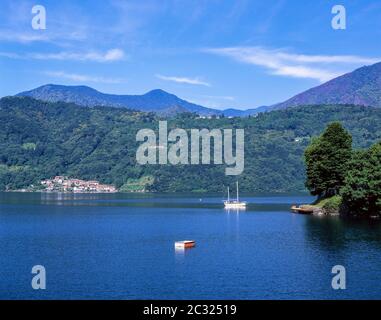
[175,240,196,249]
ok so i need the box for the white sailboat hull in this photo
[224,201,247,209]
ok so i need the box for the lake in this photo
[0,192,380,299]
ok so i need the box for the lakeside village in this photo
[39,176,117,193]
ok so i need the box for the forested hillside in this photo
[1,96,381,193]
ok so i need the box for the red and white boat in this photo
[175,240,196,249]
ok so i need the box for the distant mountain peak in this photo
[39,84,94,90]
[145,89,171,96]
[31,84,101,94]
[271,61,381,111]
[16,84,219,116]
[143,89,180,101]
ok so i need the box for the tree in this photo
[304,122,352,198]
[341,142,381,217]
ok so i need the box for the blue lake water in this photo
[0,192,381,300]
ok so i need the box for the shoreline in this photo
[4,189,310,195]
[6,189,119,194]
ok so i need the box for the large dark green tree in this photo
[341,142,381,217]
[304,122,352,198]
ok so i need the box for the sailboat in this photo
[224,181,247,209]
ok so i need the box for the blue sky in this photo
[1,0,381,109]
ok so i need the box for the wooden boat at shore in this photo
[291,205,314,214]
[175,240,196,249]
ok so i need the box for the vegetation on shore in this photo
[311,195,343,215]
[119,175,155,192]
[304,123,381,217]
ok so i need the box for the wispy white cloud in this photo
[0,29,87,44]
[275,52,380,64]
[0,52,22,59]
[0,48,126,62]
[33,48,126,62]
[204,46,381,82]
[44,71,125,84]
[156,74,211,87]
[0,30,50,43]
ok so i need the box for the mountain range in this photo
[15,61,381,116]
[17,85,219,116]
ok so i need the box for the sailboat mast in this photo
[236,181,239,202]
[227,187,230,202]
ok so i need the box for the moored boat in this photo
[224,181,247,209]
[175,240,196,248]
[291,205,314,214]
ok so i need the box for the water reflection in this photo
[224,207,246,214]
[174,246,195,255]
[225,208,240,242]
[174,245,196,263]
[304,214,381,253]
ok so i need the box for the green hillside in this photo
[1,96,381,193]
